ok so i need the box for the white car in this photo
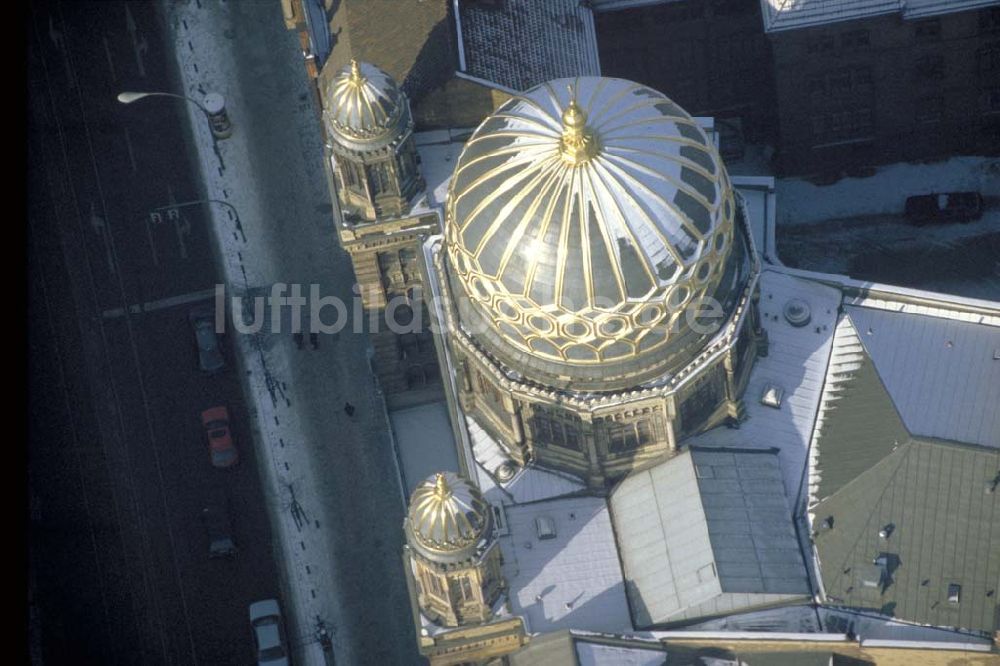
[249,599,289,665]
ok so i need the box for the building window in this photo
[980,7,1000,33]
[607,419,654,454]
[914,17,941,40]
[811,108,873,143]
[809,67,872,105]
[915,54,945,80]
[460,576,474,601]
[977,44,1000,77]
[807,34,836,55]
[841,29,870,49]
[982,87,1000,114]
[679,371,724,434]
[916,96,944,124]
[476,373,506,417]
[530,410,582,451]
[367,163,392,195]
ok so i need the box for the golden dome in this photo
[445,77,747,392]
[323,59,411,152]
[406,472,493,563]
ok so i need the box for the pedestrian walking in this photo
[343,402,355,417]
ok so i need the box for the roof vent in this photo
[948,583,961,604]
[879,524,894,539]
[495,462,516,482]
[534,515,557,541]
[783,299,811,327]
[760,383,784,409]
[858,563,885,591]
[993,349,1000,360]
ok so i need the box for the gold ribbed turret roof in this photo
[323,59,409,149]
[407,472,492,557]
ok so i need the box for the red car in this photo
[201,406,238,468]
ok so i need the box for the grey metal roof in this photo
[500,496,633,634]
[808,316,910,504]
[610,448,810,628]
[845,305,1000,450]
[812,438,1000,634]
[508,630,578,666]
[759,0,999,33]
[809,314,1000,633]
[458,0,601,93]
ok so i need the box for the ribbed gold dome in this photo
[407,472,492,561]
[445,77,745,392]
[323,59,410,151]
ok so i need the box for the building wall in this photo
[595,0,778,145]
[446,282,762,487]
[770,7,1000,175]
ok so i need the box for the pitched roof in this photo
[808,313,1000,633]
[812,438,1000,633]
[610,448,810,628]
[759,0,999,32]
[846,305,1000,449]
[808,316,910,504]
[457,0,601,92]
[500,496,632,635]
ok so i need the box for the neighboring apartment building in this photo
[595,0,779,150]
[592,0,1000,175]
[763,1,1000,175]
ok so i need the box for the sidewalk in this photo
[164,3,417,664]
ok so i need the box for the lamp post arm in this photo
[117,91,210,116]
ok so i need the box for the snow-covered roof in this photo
[844,304,1000,448]
[610,447,810,628]
[575,641,667,665]
[390,401,461,494]
[760,0,999,33]
[683,268,842,504]
[499,496,632,635]
[457,0,601,93]
[467,416,586,505]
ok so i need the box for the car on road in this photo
[201,490,237,558]
[249,599,289,665]
[201,406,239,468]
[189,305,225,373]
[904,191,983,225]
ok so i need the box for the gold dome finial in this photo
[349,59,364,84]
[433,472,451,500]
[560,83,598,165]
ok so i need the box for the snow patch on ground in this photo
[775,156,1000,226]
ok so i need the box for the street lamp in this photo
[117,91,232,139]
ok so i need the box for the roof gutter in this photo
[453,0,467,72]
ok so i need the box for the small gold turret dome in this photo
[323,59,412,152]
[405,472,493,564]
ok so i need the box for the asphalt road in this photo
[28,1,282,663]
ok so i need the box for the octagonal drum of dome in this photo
[445,77,746,392]
[322,59,411,153]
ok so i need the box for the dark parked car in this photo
[249,599,289,666]
[189,305,225,373]
[904,191,983,225]
[201,490,236,559]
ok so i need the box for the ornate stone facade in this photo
[403,473,506,627]
[435,78,764,486]
[320,60,441,396]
